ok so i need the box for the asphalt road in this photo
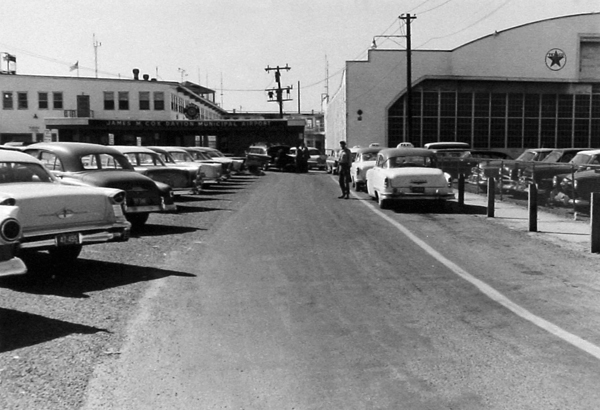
[3,170,600,409]
[83,170,600,409]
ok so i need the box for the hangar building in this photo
[324,13,600,156]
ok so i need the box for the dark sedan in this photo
[112,145,203,195]
[24,142,176,228]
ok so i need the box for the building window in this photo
[118,92,129,110]
[139,92,150,110]
[53,92,63,109]
[104,92,115,110]
[39,92,48,109]
[17,92,28,109]
[154,92,164,110]
[3,92,13,109]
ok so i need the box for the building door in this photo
[77,95,90,118]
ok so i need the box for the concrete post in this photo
[591,193,600,253]
[458,173,465,208]
[529,183,538,232]
[487,176,495,217]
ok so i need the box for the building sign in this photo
[89,119,298,129]
[546,48,566,71]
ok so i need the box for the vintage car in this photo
[325,149,339,174]
[366,147,454,209]
[200,147,244,173]
[181,147,227,184]
[111,145,203,195]
[289,147,327,170]
[24,142,175,228]
[514,148,595,196]
[469,148,556,190]
[0,200,27,276]
[350,146,382,192]
[552,168,600,208]
[0,150,130,262]
[149,146,222,187]
[424,142,473,179]
[245,145,272,170]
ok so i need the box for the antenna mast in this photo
[93,34,101,78]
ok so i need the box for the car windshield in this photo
[386,155,433,168]
[362,152,377,161]
[169,151,194,162]
[190,151,212,160]
[571,153,600,165]
[0,162,55,183]
[125,152,165,167]
[80,153,129,170]
[541,151,565,162]
[436,150,468,158]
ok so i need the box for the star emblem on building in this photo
[546,48,566,71]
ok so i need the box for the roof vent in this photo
[133,68,139,80]
[143,74,150,81]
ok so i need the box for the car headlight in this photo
[0,218,21,242]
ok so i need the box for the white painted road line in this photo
[346,183,600,360]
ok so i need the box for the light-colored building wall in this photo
[325,12,600,151]
[0,74,223,142]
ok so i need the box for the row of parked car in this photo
[468,147,600,207]
[0,142,245,278]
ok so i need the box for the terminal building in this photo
[325,13,600,156]
[0,64,311,155]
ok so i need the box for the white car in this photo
[0,200,27,277]
[0,149,131,262]
[366,147,455,209]
[350,146,382,192]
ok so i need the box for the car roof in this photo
[111,145,158,154]
[574,149,600,155]
[25,141,123,156]
[0,149,41,163]
[424,142,470,150]
[378,147,435,159]
[147,146,187,153]
[355,147,383,154]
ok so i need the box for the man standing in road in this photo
[338,141,352,199]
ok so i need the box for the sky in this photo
[1,1,598,114]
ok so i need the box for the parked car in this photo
[470,148,556,190]
[365,147,454,209]
[150,146,222,187]
[425,142,472,179]
[200,147,244,173]
[111,145,203,195]
[245,145,271,170]
[289,147,327,170]
[552,168,600,208]
[0,200,27,276]
[0,150,131,262]
[350,146,382,192]
[24,142,175,229]
[325,149,339,174]
[515,148,594,196]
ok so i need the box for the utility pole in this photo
[265,64,292,118]
[399,13,416,141]
[93,34,101,78]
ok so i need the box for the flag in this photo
[3,53,16,62]
[70,61,79,71]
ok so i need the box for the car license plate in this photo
[56,232,81,246]
[132,197,149,206]
[411,187,425,193]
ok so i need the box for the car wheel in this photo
[49,245,83,263]
[377,193,389,209]
[127,212,150,229]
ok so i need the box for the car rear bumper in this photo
[20,225,131,251]
[382,192,455,201]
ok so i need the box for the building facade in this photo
[0,70,307,155]
[325,13,600,156]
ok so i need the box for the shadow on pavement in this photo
[0,257,196,298]
[0,308,107,353]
